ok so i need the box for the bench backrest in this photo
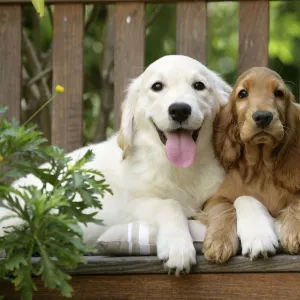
[0,0,270,152]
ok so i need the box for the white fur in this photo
[0,55,231,274]
[234,196,279,259]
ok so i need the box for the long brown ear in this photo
[275,91,300,193]
[214,94,241,170]
[117,77,141,159]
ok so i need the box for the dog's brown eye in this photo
[238,89,248,99]
[193,81,206,91]
[274,89,284,98]
[151,82,164,92]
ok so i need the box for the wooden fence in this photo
[0,0,273,153]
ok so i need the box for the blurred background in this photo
[22,1,300,144]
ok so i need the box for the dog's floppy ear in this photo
[214,92,241,170]
[275,91,300,193]
[213,73,232,107]
[117,76,141,159]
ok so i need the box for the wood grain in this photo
[52,4,84,151]
[176,1,207,64]
[114,3,144,129]
[0,5,21,121]
[1,254,298,275]
[2,273,300,300]
[67,254,300,274]
[238,0,269,74]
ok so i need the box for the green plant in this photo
[0,106,111,299]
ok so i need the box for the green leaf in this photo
[78,188,93,206]
[72,149,95,169]
[38,243,73,297]
[72,172,83,189]
[31,0,45,18]
[5,253,28,271]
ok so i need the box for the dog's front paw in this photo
[280,218,300,254]
[203,229,239,263]
[240,225,278,259]
[237,211,278,259]
[157,232,196,275]
[234,196,279,259]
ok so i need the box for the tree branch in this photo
[26,67,52,87]
[146,4,164,28]
[22,29,51,100]
[22,66,40,101]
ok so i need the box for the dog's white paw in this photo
[157,232,196,275]
[234,196,279,259]
[241,228,278,259]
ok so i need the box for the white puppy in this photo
[0,55,231,274]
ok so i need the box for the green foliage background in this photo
[23,1,300,143]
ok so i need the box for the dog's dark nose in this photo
[168,103,191,123]
[252,111,273,128]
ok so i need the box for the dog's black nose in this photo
[168,103,191,123]
[252,111,273,128]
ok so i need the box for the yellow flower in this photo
[55,85,65,93]
[0,155,3,162]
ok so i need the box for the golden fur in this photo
[198,67,300,263]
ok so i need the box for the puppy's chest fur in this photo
[124,147,225,217]
[219,148,296,217]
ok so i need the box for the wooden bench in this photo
[1,0,299,299]
[2,254,300,299]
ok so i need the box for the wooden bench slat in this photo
[0,5,21,121]
[3,254,299,277]
[2,255,300,299]
[52,4,84,151]
[114,2,145,129]
[238,0,269,74]
[2,272,300,300]
[62,254,300,275]
[176,1,207,64]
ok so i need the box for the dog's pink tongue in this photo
[165,130,196,168]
